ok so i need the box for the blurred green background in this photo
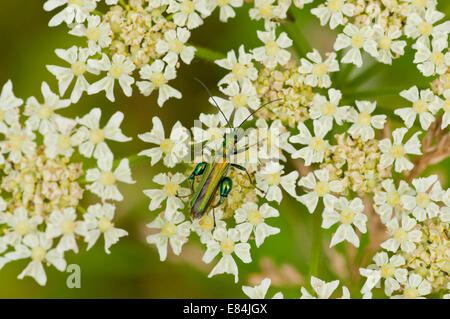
[0,0,448,298]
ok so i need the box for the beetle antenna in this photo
[235,99,283,130]
[194,78,233,130]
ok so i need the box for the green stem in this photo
[118,0,128,9]
[281,7,312,57]
[92,9,103,16]
[336,62,354,87]
[345,63,383,89]
[191,44,226,62]
[308,210,323,281]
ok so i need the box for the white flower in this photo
[372,25,407,65]
[401,0,437,12]
[234,202,280,247]
[391,273,432,299]
[401,175,442,221]
[253,29,292,69]
[88,53,136,102]
[334,24,378,67]
[156,27,196,66]
[2,207,43,247]
[293,0,313,8]
[214,81,261,127]
[1,122,36,164]
[167,0,210,29]
[191,210,226,244]
[202,226,251,283]
[47,46,97,103]
[309,88,349,128]
[445,282,450,299]
[9,232,66,286]
[414,35,449,77]
[299,50,339,88]
[68,15,112,55]
[242,278,283,299]
[395,86,441,130]
[74,108,131,159]
[215,45,258,86]
[255,162,298,203]
[300,276,345,299]
[297,168,343,213]
[211,0,243,22]
[249,0,287,21]
[146,211,191,261]
[255,118,296,161]
[443,188,450,207]
[439,205,450,223]
[86,155,135,201]
[43,116,78,158]
[143,172,189,216]
[138,116,189,167]
[404,8,450,42]
[348,101,386,141]
[212,83,260,128]
[381,214,422,253]
[136,60,181,107]
[46,208,87,253]
[374,179,414,223]
[441,89,450,129]
[311,0,355,29]
[359,252,407,296]
[0,80,22,133]
[379,128,422,173]
[43,0,97,27]
[290,120,331,165]
[83,203,128,254]
[24,81,72,134]
[322,197,367,247]
[192,113,227,151]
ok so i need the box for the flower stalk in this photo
[308,208,323,281]
[192,45,226,62]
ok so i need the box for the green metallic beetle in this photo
[186,79,279,220]
[188,132,251,219]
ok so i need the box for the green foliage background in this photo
[0,0,448,298]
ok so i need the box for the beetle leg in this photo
[212,177,232,208]
[233,146,249,155]
[231,163,265,193]
[177,162,208,198]
[176,194,190,198]
[212,194,227,208]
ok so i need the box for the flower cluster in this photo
[140,114,288,282]
[37,0,449,299]
[304,0,450,75]
[241,276,351,299]
[139,3,449,299]
[44,0,248,105]
[0,80,134,285]
[360,175,449,298]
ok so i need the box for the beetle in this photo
[185,79,280,220]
